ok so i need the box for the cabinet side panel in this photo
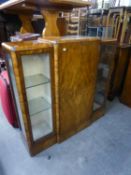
[58,40,100,141]
[11,53,33,148]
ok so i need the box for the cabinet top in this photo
[38,36,100,44]
[0,0,92,12]
[2,36,100,52]
[2,37,118,53]
[2,40,53,52]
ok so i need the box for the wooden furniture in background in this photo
[103,7,131,100]
[105,7,131,44]
[86,9,115,38]
[2,36,100,155]
[92,39,117,122]
[105,7,124,40]
[120,8,131,44]
[0,0,71,35]
[87,8,131,105]
[0,0,37,33]
[0,0,91,37]
[120,56,131,107]
[63,7,88,35]
[108,45,131,100]
[19,14,34,33]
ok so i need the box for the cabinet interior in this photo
[93,45,114,111]
[21,53,53,141]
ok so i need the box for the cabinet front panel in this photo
[58,40,100,141]
[21,53,53,141]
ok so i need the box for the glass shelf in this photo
[25,74,50,89]
[28,97,51,116]
[31,110,52,141]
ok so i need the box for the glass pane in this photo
[7,55,25,136]
[25,74,50,88]
[21,53,53,141]
[93,45,115,111]
[28,97,50,116]
[31,110,52,141]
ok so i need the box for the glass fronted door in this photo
[93,44,115,111]
[21,53,53,141]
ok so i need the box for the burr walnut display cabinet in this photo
[2,36,100,156]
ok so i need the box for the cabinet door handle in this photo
[62,48,67,52]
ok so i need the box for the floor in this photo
[0,100,131,175]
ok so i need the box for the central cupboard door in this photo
[58,40,100,141]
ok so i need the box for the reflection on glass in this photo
[21,53,53,141]
[25,74,50,88]
[28,97,50,116]
[93,45,115,111]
